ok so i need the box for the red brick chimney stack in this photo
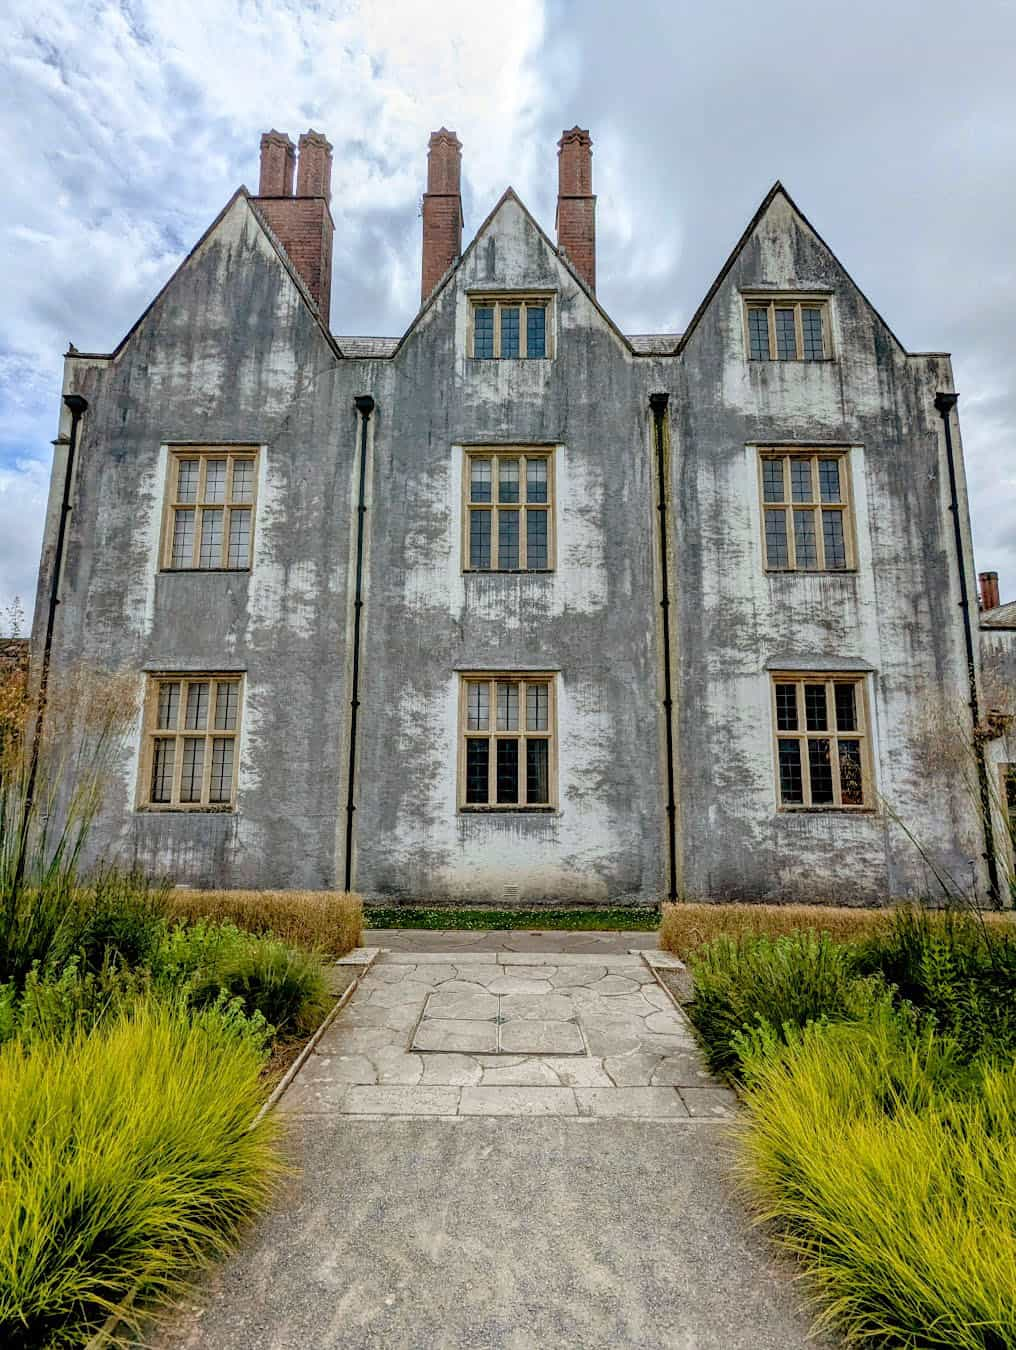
[979,571,1000,611]
[253,129,334,327]
[259,131,296,196]
[421,129,463,302]
[556,127,596,293]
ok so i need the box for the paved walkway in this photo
[147,938,829,1349]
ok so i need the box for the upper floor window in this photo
[140,673,243,810]
[771,674,870,809]
[464,449,554,572]
[163,448,258,570]
[760,450,853,572]
[745,296,830,361]
[469,296,552,359]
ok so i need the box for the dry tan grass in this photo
[659,901,1013,958]
[163,890,363,956]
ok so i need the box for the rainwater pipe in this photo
[343,394,374,891]
[650,392,678,902]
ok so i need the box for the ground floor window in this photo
[140,674,243,809]
[1003,764,1016,852]
[771,673,871,809]
[459,673,556,810]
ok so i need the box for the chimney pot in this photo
[556,127,596,292]
[421,129,463,302]
[259,130,296,196]
[979,571,1000,612]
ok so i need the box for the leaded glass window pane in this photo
[209,738,234,803]
[151,740,175,803]
[473,306,494,358]
[205,459,227,504]
[498,510,520,568]
[762,459,785,503]
[470,458,492,503]
[498,458,520,503]
[765,509,789,567]
[231,459,255,504]
[199,508,223,567]
[227,508,251,568]
[808,739,834,804]
[526,458,548,503]
[775,309,797,359]
[778,740,803,804]
[500,307,520,358]
[526,306,546,357]
[185,682,209,731]
[791,459,813,502]
[819,459,841,502]
[775,684,798,731]
[157,682,180,731]
[496,739,519,803]
[526,739,549,804]
[526,683,549,731]
[793,509,819,569]
[834,683,857,732]
[822,509,847,569]
[804,685,828,732]
[748,308,770,360]
[214,681,239,731]
[467,681,489,731]
[801,308,825,359]
[839,740,863,805]
[466,740,489,803]
[171,509,195,567]
[176,460,199,503]
[180,738,205,803]
[470,510,491,568]
[527,511,548,569]
[496,682,519,731]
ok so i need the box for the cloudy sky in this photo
[2,0,1014,626]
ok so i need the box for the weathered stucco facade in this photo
[32,126,1013,905]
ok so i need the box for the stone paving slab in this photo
[365,928,659,955]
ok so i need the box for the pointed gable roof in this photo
[67,189,344,362]
[673,181,909,359]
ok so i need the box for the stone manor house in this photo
[32,125,1016,905]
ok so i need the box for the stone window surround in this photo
[741,289,834,362]
[465,290,556,360]
[137,671,245,812]
[769,670,874,811]
[756,446,857,573]
[462,445,556,573]
[160,445,260,572]
[458,671,558,813]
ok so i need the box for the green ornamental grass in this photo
[736,1012,1016,1349]
[0,1001,281,1348]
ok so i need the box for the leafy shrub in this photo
[154,920,330,1035]
[687,931,877,1076]
[0,1000,280,1348]
[855,906,1016,1059]
[1,958,151,1047]
[70,872,168,973]
[736,1010,1016,1349]
[164,888,362,956]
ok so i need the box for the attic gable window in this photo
[745,296,830,361]
[469,296,552,359]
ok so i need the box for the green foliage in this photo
[364,904,661,931]
[70,872,168,973]
[153,920,330,1036]
[737,1011,1016,1349]
[0,1000,280,1348]
[855,906,1016,1058]
[687,931,875,1075]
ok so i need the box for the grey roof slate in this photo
[337,336,400,358]
[981,601,1016,629]
[626,334,681,355]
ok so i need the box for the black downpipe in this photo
[11,393,89,900]
[344,395,374,892]
[934,391,1000,906]
[650,392,678,902]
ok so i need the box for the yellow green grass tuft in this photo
[0,1000,281,1347]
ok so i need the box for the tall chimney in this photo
[979,571,1000,611]
[253,129,334,327]
[556,127,596,292]
[421,129,463,302]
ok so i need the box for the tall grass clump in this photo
[164,888,363,956]
[736,1011,1016,1349]
[0,1000,280,1348]
[659,901,896,959]
[687,931,874,1075]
